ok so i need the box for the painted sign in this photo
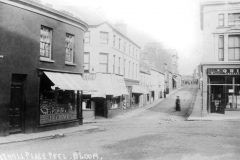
[207,68,240,75]
[40,112,77,124]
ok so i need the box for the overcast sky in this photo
[42,0,206,75]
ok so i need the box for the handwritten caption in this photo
[0,152,102,160]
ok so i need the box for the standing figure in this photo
[176,96,181,111]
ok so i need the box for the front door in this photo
[9,85,23,133]
[210,85,225,113]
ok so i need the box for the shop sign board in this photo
[207,68,240,75]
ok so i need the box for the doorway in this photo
[9,85,23,133]
[210,85,225,113]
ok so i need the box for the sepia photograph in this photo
[0,0,240,159]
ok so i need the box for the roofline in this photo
[90,21,141,49]
[2,0,88,31]
[200,1,240,30]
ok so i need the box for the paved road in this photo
[1,85,240,160]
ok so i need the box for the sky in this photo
[41,0,205,75]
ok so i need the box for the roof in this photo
[3,0,88,31]
[63,6,141,48]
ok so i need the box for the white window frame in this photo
[40,26,52,61]
[65,33,74,64]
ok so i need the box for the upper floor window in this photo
[113,55,116,73]
[228,13,240,26]
[65,33,74,63]
[100,32,108,44]
[84,31,90,43]
[218,35,224,61]
[129,45,131,54]
[228,35,240,61]
[219,14,224,27]
[124,42,126,52]
[40,26,52,60]
[118,57,121,74]
[99,53,108,73]
[113,35,116,47]
[119,38,121,50]
[84,52,90,73]
[133,47,135,56]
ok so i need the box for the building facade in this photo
[66,7,141,119]
[0,0,89,136]
[200,2,240,116]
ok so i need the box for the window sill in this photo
[40,58,55,63]
[65,62,77,66]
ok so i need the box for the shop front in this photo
[131,85,149,108]
[202,66,240,115]
[208,69,240,113]
[39,70,93,126]
[83,73,128,119]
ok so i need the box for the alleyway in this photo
[1,85,240,160]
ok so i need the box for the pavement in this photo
[187,88,240,121]
[0,88,180,145]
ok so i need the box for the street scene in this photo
[1,85,240,160]
[1,0,240,159]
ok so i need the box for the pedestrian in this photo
[176,96,181,111]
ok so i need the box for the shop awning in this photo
[44,71,95,91]
[83,73,129,97]
[132,85,149,94]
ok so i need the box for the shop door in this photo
[9,85,23,133]
[210,85,224,113]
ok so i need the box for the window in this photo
[133,47,135,57]
[65,33,74,63]
[136,64,138,79]
[118,57,120,74]
[228,13,240,26]
[124,59,126,76]
[99,53,108,73]
[228,35,240,61]
[40,26,52,60]
[218,35,224,61]
[132,63,134,78]
[113,35,115,47]
[100,32,108,44]
[84,31,90,43]
[124,42,126,52]
[84,53,90,73]
[39,75,77,125]
[113,55,115,73]
[129,61,131,77]
[129,45,131,54]
[219,14,224,27]
[119,38,121,49]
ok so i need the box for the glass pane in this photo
[226,77,233,84]
[235,36,240,47]
[219,36,224,48]
[218,49,224,61]
[229,49,234,60]
[219,21,224,26]
[100,38,108,44]
[229,36,234,47]
[235,48,240,60]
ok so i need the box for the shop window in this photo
[112,97,120,109]
[65,33,74,63]
[39,75,77,125]
[40,26,52,61]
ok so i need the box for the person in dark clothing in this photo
[176,96,181,111]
